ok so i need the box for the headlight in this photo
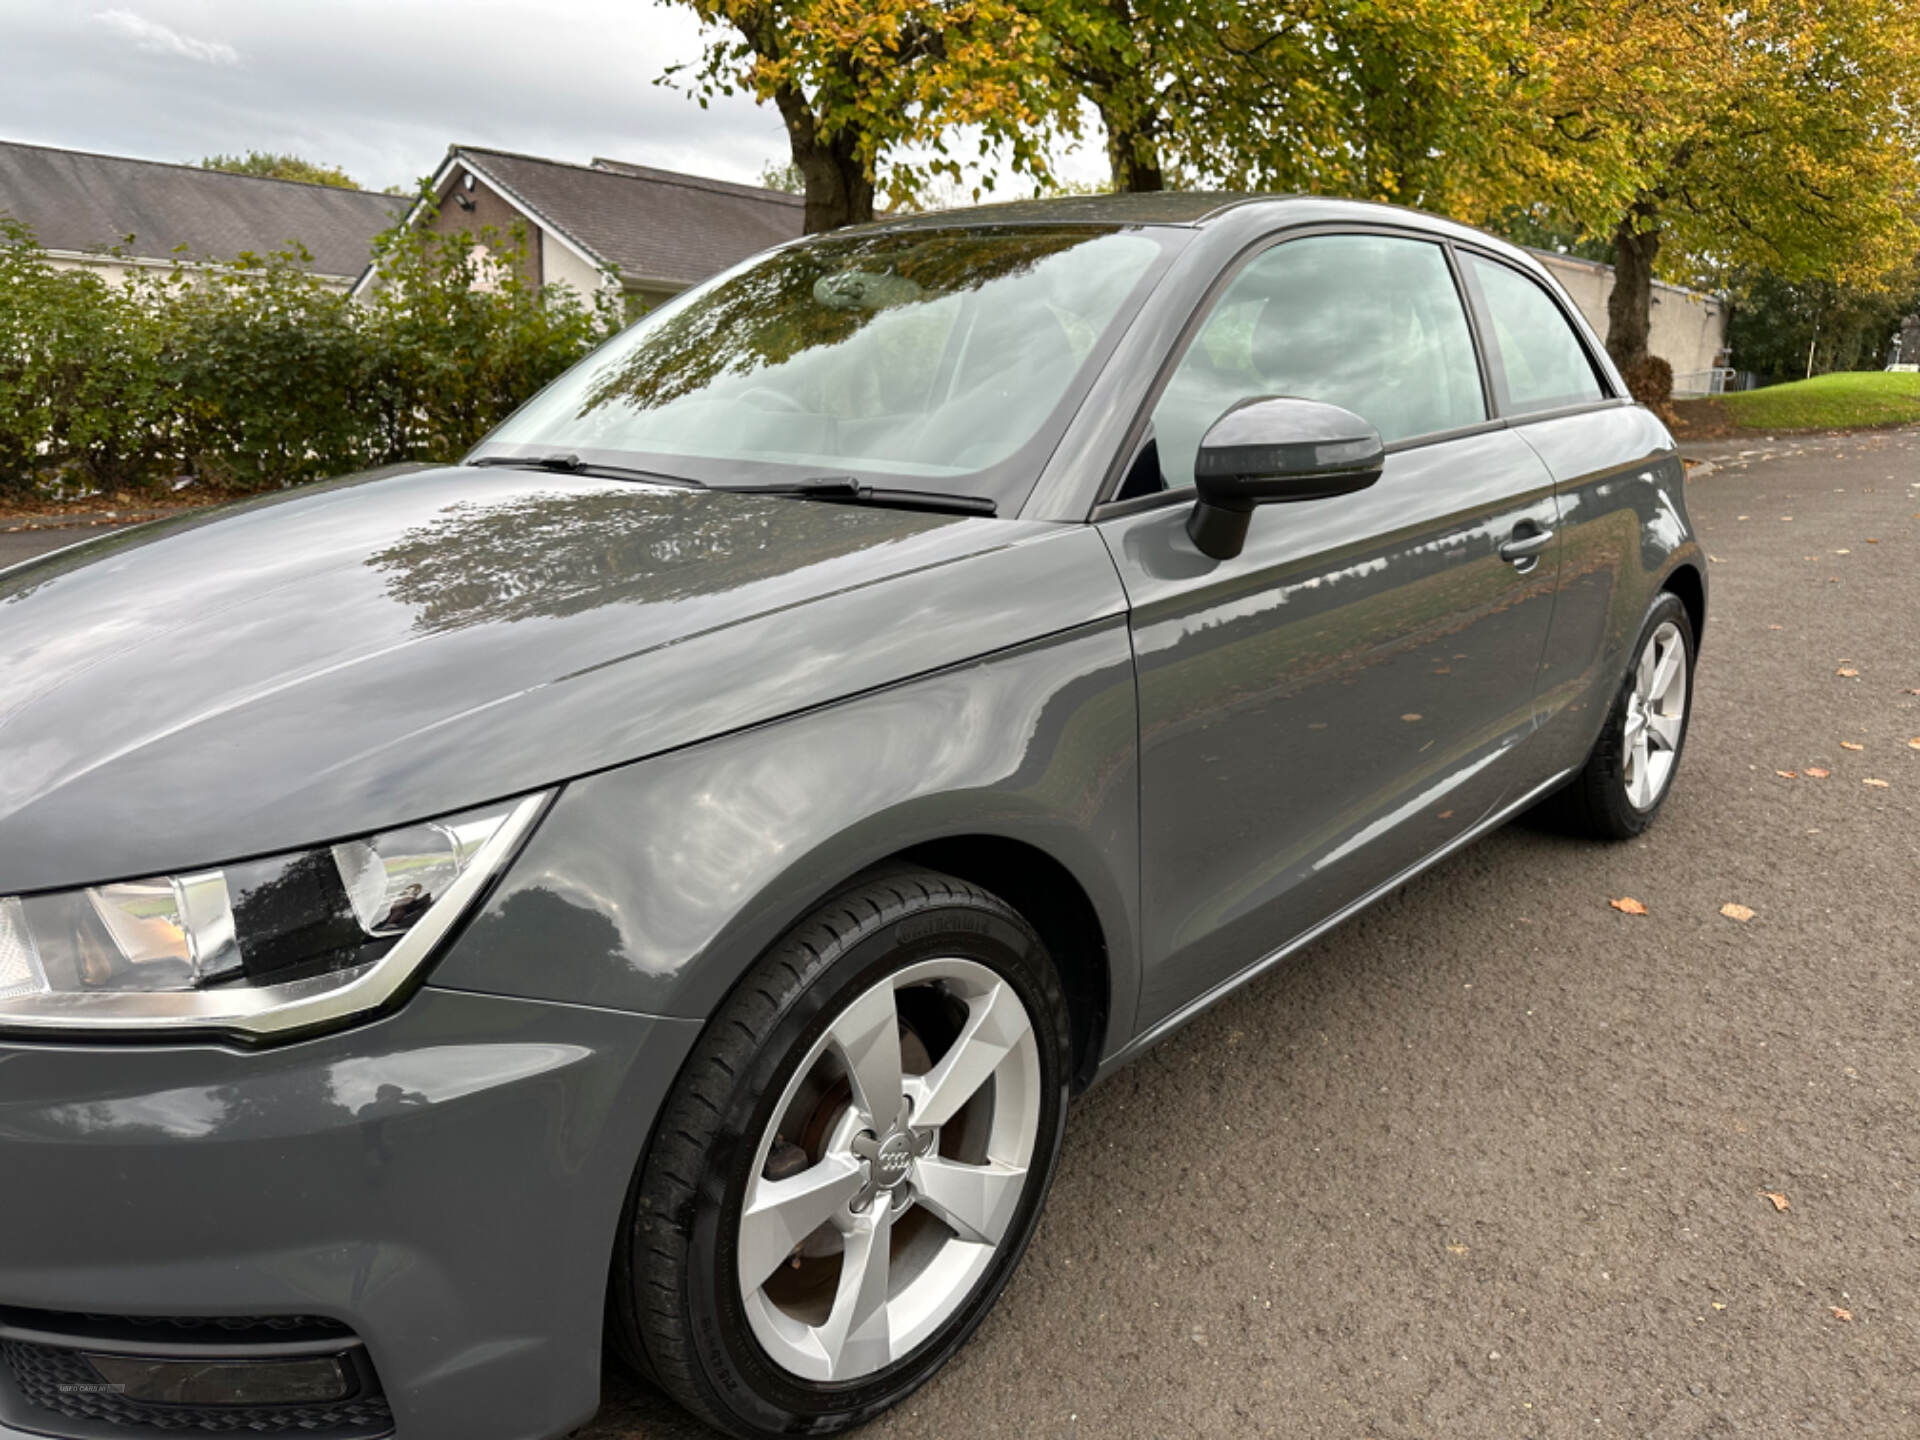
[0,792,549,1041]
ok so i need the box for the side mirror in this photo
[1186,397,1386,560]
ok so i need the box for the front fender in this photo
[433,618,1142,1057]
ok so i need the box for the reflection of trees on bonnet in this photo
[365,487,944,634]
[581,229,1091,417]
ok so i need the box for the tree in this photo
[1726,263,1920,383]
[1014,0,1540,217]
[1528,0,1920,376]
[1013,0,1264,192]
[662,1,1063,232]
[757,159,805,193]
[200,151,362,189]
[1253,1,1541,216]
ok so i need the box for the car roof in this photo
[844,191,1565,285]
[854,192,1271,231]
[852,191,1523,247]
[891,192,1282,228]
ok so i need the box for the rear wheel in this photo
[1540,590,1695,839]
[612,869,1070,1438]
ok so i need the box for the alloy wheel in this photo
[737,957,1042,1382]
[1622,618,1687,810]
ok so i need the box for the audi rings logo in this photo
[875,1135,914,1184]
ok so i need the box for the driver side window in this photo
[1147,233,1487,492]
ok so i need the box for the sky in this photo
[0,0,1103,195]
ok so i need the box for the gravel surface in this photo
[590,427,1920,1439]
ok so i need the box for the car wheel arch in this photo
[1660,561,1706,656]
[707,822,1123,1094]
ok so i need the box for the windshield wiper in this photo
[712,476,996,516]
[467,453,704,488]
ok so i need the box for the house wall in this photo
[540,236,609,304]
[427,168,542,287]
[1534,252,1729,389]
[41,251,357,292]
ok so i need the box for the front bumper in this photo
[0,987,700,1440]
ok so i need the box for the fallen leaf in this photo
[1721,903,1755,922]
[1805,766,1830,778]
[1446,1243,1469,1255]
[1435,809,1454,820]
[1609,897,1648,916]
[1712,1302,1727,1311]
[1837,668,1860,678]
[1764,1191,1790,1212]
[1841,741,1865,751]
[1864,778,1891,788]
[1401,713,1422,722]
[1867,538,1880,544]
[1776,770,1797,779]
[1831,1306,1853,1322]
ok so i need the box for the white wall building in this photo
[1532,250,1730,394]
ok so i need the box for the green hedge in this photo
[0,212,622,499]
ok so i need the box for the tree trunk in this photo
[774,82,876,233]
[1606,199,1662,373]
[795,138,874,234]
[1100,101,1165,192]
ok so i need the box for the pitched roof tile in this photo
[456,146,804,289]
[0,140,404,278]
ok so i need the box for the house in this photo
[353,145,806,309]
[1530,249,1731,394]
[0,138,404,289]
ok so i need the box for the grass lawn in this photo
[1719,370,1920,431]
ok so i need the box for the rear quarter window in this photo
[1464,255,1608,415]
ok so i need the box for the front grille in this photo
[0,1310,392,1439]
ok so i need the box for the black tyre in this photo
[1540,590,1695,840]
[611,868,1072,1438]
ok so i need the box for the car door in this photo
[1455,250,1686,779]
[1095,230,1565,1030]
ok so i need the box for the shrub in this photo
[0,208,620,501]
[0,220,173,497]
[1622,354,1675,416]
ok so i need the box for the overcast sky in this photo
[1,1,1102,194]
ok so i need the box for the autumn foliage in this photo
[668,0,1920,376]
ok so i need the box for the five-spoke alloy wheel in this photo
[1540,589,1697,840]
[1621,618,1688,811]
[613,870,1070,1439]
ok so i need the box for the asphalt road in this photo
[0,524,125,568]
[8,431,1918,1438]
[588,428,1920,1440]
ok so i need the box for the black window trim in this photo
[1090,224,1633,521]
[1450,242,1620,419]
[1092,220,1501,516]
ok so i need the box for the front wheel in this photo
[612,869,1071,1438]
[1541,590,1696,839]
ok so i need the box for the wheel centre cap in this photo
[873,1132,916,1189]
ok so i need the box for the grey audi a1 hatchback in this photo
[0,194,1703,1439]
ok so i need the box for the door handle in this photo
[1498,526,1555,565]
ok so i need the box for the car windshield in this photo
[473,225,1179,511]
